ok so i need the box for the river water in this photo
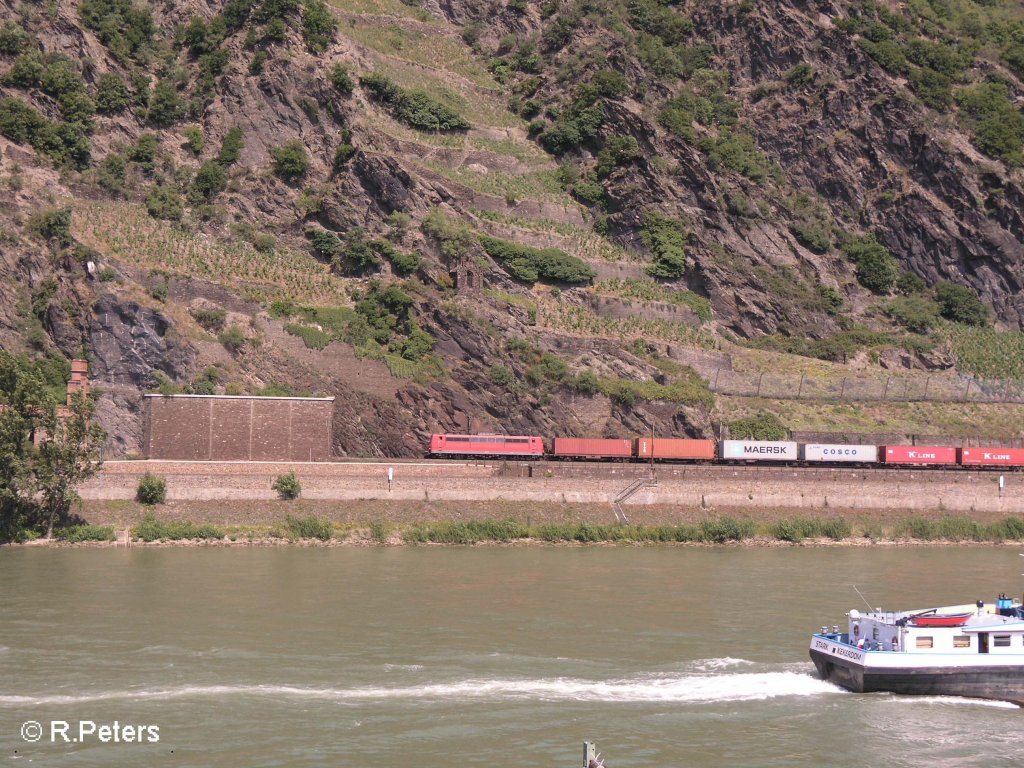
[2,545,1023,767]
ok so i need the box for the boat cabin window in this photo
[916,636,934,649]
[872,628,879,641]
[953,635,971,648]
[994,635,1012,647]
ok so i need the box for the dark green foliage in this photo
[0,21,32,55]
[754,326,932,363]
[935,282,990,326]
[285,514,331,540]
[135,515,224,541]
[145,185,184,221]
[95,73,130,113]
[328,62,354,95]
[843,234,899,293]
[896,271,927,295]
[787,194,832,253]
[785,63,815,88]
[360,73,470,131]
[147,79,184,126]
[5,50,46,90]
[250,50,269,74]
[700,516,755,543]
[592,69,628,99]
[306,227,342,260]
[97,153,127,194]
[271,139,310,180]
[191,307,227,332]
[372,238,420,276]
[538,85,604,154]
[595,134,641,177]
[421,208,474,260]
[55,524,116,542]
[908,66,953,110]
[858,38,909,74]
[885,295,941,334]
[478,234,594,284]
[627,0,693,46]
[217,127,245,166]
[489,364,515,389]
[905,38,970,76]
[183,125,205,154]
[219,324,247,353]
[190,161,227,202]
[135,472,166,504]
[301,0,337,53]
[336,228,382,275]
[40,56,85,97]
[956,83,1024,164]
[818,285,844,315]
[659,68,737,143]
[30,208,73,247]
[705,130,775,183]
[400,322,435,361]
[641,211,687,279]
[333,140,356,167]
[79,0,155,64]
[729,411,786,440]
[273,471,301,499]
[57,91,96,128]
[129,132,159,172]
[0,97,46,145]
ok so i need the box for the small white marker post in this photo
[999,474,1005,499]
[387,466,394,492]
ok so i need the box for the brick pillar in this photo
[67,359,90,406]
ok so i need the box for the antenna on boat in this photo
[853,585,875,612]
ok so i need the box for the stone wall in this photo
[143,395,334,461]
[81,460,1024,514]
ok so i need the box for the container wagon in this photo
[635,438,716,461]
[960,447,1024,467]
[553,437,633,460]
[720,440,799,462]
[800,444,879,464]
[881,445,958,466]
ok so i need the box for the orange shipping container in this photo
[553,437,633,458]
[635,437,716,460]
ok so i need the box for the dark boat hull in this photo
[810,648,1024,704]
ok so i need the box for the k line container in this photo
[801,444,879,463]
[553,437,633,459]
[960,447,1024,467]
[635,438,716,460]
[721,440,798,461]
[881,445,958,465]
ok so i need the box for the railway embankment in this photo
[78,460,1022,521]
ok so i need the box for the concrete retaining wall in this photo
[80,461,1024,514]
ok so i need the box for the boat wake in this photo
[0,665,840,707]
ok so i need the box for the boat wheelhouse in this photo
[809,594,1024,704]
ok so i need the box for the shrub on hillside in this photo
[301,0,337,53]
[360,73,470,132]
[843,234,899,294]
[885,295,941,334]
[273,472,301,500]
[478,234,594,284]
[190,161,227,202]
[136,472,166,505]
[729,412,786,440]
[217,127,245,167]
[145,184,184,221]
[641,211,687,279]
[935,282,990,327]
[271,139,310,181]
[95,73,130,113]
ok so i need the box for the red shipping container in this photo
[960,447,1024,467]
[553,437,632,459]
[881,445,958,465]
[635,437,716,461]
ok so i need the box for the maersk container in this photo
[553,437,633,459]
[801,444,879,463]
[960,447,1024,467]
[881,445,958,465]
[635,438,716,461]
[721,440,798,461]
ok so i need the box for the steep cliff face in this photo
[1,0,1022,455]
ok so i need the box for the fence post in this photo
[840,377,847,399]
[797,373,805,399]
[964,380,971,399]
[882,376,891,400]
[756,372,764,397]
[713,368,721,390]
[923,376,930,401]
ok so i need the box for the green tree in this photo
[935,282,990,327]
[147,79,184,126]
[190,160,227,202]
[843,234,899,294]
[271,139,310,181]
[217,126,245,166]
[301,0,337,53]
[0,354,105,541]
[95,72,130,113]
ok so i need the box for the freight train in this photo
[427,434,1024,469]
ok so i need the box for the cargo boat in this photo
[810,594,1024,704]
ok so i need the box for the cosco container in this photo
[553,437,633,459]
[721,440,798,461]
[881,445,958,465]
[800,444,879,463]
[960,447,1024,467]
[635,438,716,461]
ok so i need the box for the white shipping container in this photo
[801,444,879,463]
[721,440,798,461]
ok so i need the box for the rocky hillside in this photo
[2,0,1024,457]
